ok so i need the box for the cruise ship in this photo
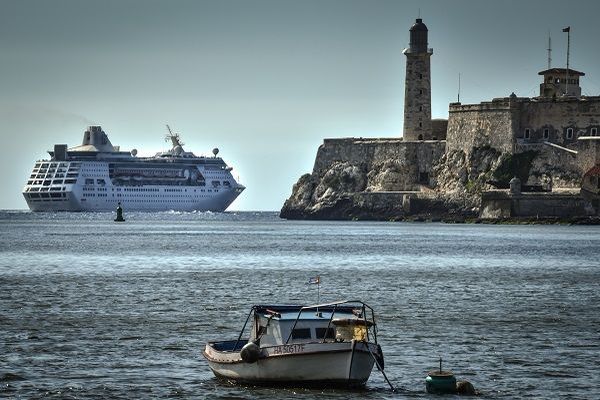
[23,126,245,212]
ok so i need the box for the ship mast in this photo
[165,124,184,148]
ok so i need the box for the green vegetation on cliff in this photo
[492,150,539,186]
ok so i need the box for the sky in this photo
[2,0,600,211]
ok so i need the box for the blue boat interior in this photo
[211,340,246,352]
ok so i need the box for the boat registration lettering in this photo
[272,344,305,355]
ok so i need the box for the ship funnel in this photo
[82,125,115,152]
[54,144,67,161]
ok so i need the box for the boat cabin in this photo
[247,303,376,347]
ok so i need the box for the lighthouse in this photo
[403,18,433,141]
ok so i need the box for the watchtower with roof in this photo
[538,68,585,98]
[403,18,433,141]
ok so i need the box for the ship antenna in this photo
[164,124,184,147]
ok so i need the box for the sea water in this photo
[1,211,599,399]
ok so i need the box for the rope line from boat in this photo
[365,342,396,392]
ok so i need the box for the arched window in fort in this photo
[418,134,423,140]
[566,127,574,139]
[591,127,597,136]
[543,128,550,139]
[524,128,531,139]
[419,106,423,111]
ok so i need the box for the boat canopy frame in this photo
[231,300,378,351]
[284,300,378,344]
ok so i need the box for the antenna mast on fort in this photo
[458,73,461,103]
[547,32,552,69]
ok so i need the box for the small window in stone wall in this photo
[419,106,423,111]
[524,128,531,139]
[419,89,423,95]
[592,127,598,136]
[543,128,550,139]
[566,128,574,139]
[419,73,423,79]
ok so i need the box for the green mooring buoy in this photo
[114,202,125,222]
[425,357,456,394]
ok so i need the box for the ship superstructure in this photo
[23,126,245,212]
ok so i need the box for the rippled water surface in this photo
[1,211,599,399]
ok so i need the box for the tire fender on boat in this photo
[240,342,261,363]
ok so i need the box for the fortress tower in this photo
[403,18,433,141]
[538,68,584,98]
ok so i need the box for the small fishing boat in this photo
[202,300,385,387]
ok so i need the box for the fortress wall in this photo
[578,137,600,173]
[446,101,516,154]
[480,191,593,218]
[525,144,581,188]
[313,138,445,185]
[314,138,401,176]
[517,98,600,146]
[431,119,448,140]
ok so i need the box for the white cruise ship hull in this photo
[25,183,243,212]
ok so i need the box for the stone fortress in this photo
[281,19,600,221]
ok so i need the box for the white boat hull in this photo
[203,340,381,386]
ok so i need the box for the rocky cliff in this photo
[280,139,582,220]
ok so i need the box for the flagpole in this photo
[309,275,321,316]
[565,27,570,95]
[316,276,320,316]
